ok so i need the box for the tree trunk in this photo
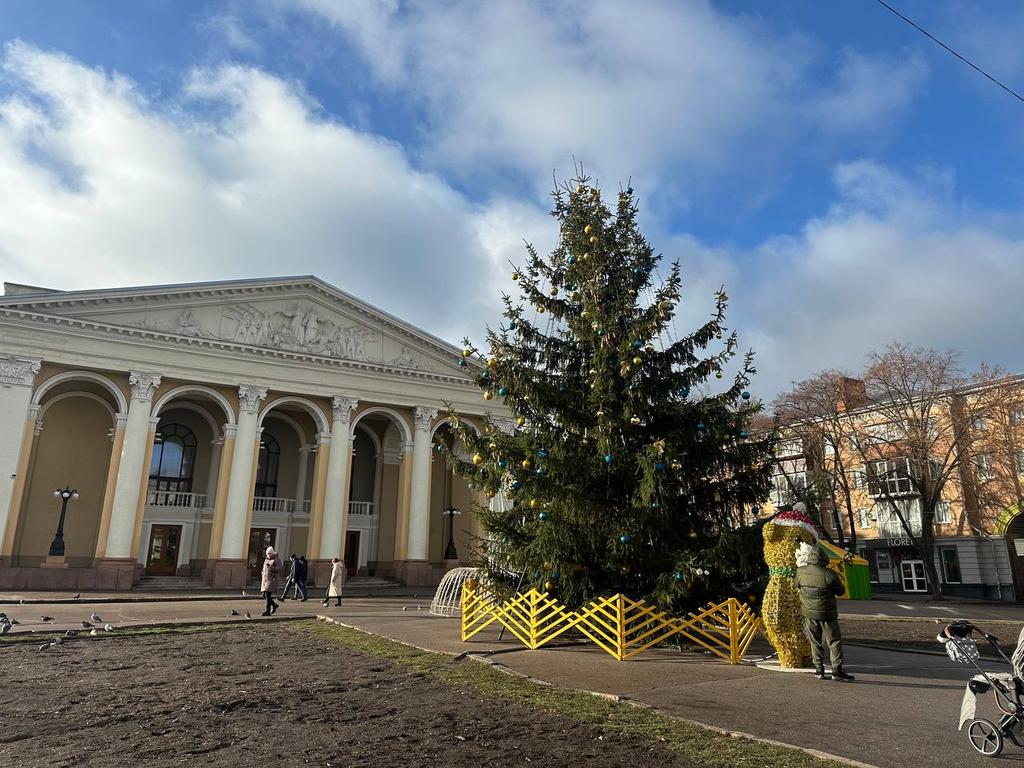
[917,511,944,600]
[844,495,858,551]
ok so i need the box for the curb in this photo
[315,616,879,768]
[0,592,434,605]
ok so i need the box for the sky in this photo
[1,0,1022,398]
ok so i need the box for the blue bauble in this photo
[626,186,633,195]
[651,500,660,509]
[459,359,468,367]
[537,448,549,458]
[619,534,631,544]
[511,481,522,490]
[538,511,549,521]
[680,387,689,398]
[633,267,644,275]
[673,571,684,582]
[558,384,567,392]
[434,443,445,453]
[498,459,508,469]
[632,339,642,349]
[551,570,560,580]
[536,467,547,476]
[498,386,508,396]
[751,505,761,516]
[603,454,613,463]
[697,421,705,430]
[741,390,751,400]
[567,255,577,265]
[481,371,490,380]
[740,430,749,438]
[654,461,666,472]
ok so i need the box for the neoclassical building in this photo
[0,276,497,590]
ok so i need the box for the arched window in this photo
[149,424,197,493]
[254,432,280,498]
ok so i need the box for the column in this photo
[392,441,413,563]
[0,355,42,560]
[295,444,312,511]
[93,413,128,559]
[306,432,331,563]
[320,396,358,559]
[129,418,159,560]
[405,406,437,569]
[206,424,236,562]
[219,385,267,561]
[103,371,161,560]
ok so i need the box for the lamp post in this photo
[443,506,461,560]
[49,486,79,557]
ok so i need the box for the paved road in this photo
[842,597,1024,622]
[0,595,1013,768]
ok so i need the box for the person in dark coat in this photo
[795,542,854,681]
[295,555,309,601]
[279,554,299,600]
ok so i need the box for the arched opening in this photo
[429,422,483,567]
[350,407,412,579]
[14,375,123,567]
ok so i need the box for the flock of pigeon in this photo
[0,599,118,651]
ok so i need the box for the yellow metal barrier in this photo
[461,585,761,663]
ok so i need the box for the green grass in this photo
[297,619,851,768]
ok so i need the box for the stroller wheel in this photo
[967,719,1004,757]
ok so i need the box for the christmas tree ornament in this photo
[529,498,539,508]
[603,453,613,463]
[654,461,666,471]
[688,531,698,539]
[670,460,682,470]
[487,357,497,367]
[589,235,598,245]
[463,347,473,357]
[549,287,558,296]
[568,255,577,265]
[472,453,484,465]
[544,561,553,570]
[629,415,641,425]
[511,481,522,490]
[741,390,751,400]
[632,355,642,365]
[632,339,642,349]
[679,387,689,398]
[498,386,508,396]
[626,186,633,194]
[498,459,508,469]
[486,490,495,499]
[584,224,592,235]
[551,570,560,580]
[633,266,644,275]
[434,443,445,453]
[522,458,532,469]
[537,448,549,458]
[536,467,547,475]
[715,370,723,379]
[644,344,655,353]
[538,511,549,521]
[651,500,660,508]
[619,534,631,544]
[488,442,497,450]
[538,307,545,314]
[740,430,749,438]
[459,359,468,367]
[589,368,597,375]
[697,421,706,430]
[515,417,526,427]
[558,384,567,392]
[544,581,554,591]
[673,571,684,582]
[483,390,493,401]
[581,309,589,318]
[480,370,490,380]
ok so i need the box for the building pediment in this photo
[0,277,471,379]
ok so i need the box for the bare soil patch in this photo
[841,615,1023,654]
[1,621,690,768]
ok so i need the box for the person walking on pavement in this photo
[279,554,299,600]
[322,557,345,607]
[261,546,282,616]
[795,541,854,681]
[295,555,309,601]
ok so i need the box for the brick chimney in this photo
[837,377,868,411]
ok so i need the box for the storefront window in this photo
[940,547,962,584]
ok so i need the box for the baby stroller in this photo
[939,621,1024,757]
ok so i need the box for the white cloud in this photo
[283,0,927,200]
[733,160,1024,396]
[0,41,542,342]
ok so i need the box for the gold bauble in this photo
[549,287,557,296]
[576,184,584,193]
[487,357,497,367]
[471,453,484,465]
[512,272,520,281]
[529,498,539,508]
[584,224,592,235]
[688,531,698,539]
[522,458,532,469]
[632,356,642,365]
[516,417,526,427]
[715,370,723,379]
[462,347,473,357]
[483,390,493,400]
[589,235,598,245]
[629,416,641,425]
[538,307,545,314]
[544,580,554,592]
[644,344,655,353]
[543,561,553,570]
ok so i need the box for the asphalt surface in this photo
[1,595,1017,768]
[842,597,1024,622]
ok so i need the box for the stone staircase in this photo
[135,575,210,591]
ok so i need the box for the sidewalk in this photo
[0,585,435,604]
[0,595,992,768]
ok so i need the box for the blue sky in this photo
[1,1,1022,396]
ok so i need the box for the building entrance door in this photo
[247,528,277,584]
[900,560,928,592]
[146,525,182,576]
[344,531,360,577]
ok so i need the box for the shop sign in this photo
[887,537,914,548]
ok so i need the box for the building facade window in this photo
[1010,408,1024,426]
[974,453,995,482]
[1016,450,1024,475]
[856,507,875,529]
[775,438,803,458]
[934,501,952,524]
[940,546,962,584]
[868,457,914,498]
[148,424,197,493]
[852,469,867,490]
[972,417,988,432]
[254,433,281,498]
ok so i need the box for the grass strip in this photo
[298,619,854,768]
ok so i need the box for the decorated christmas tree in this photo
[444,174,772,610]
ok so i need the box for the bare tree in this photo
[851,344,1012,600]
[773,371,867,549]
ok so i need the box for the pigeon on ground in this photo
[72,593,80,599]
[0,621,11,635]
[229,610,240,616]
[90,629,98,636]
[104,624,113,632]
[245,610,252,620]
[90,612,101,623]
[0,612,7,620]
[81,621,93,629]
[40,616,53,622]
[402,606,408,611]
[64,629,78,637]
[53,636,63,645]
[38,642,52,652]
[10,619,20,625]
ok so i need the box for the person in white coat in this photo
[322,557,346,607]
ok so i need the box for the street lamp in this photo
[49,486,79,557]
[443,506,461,560]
